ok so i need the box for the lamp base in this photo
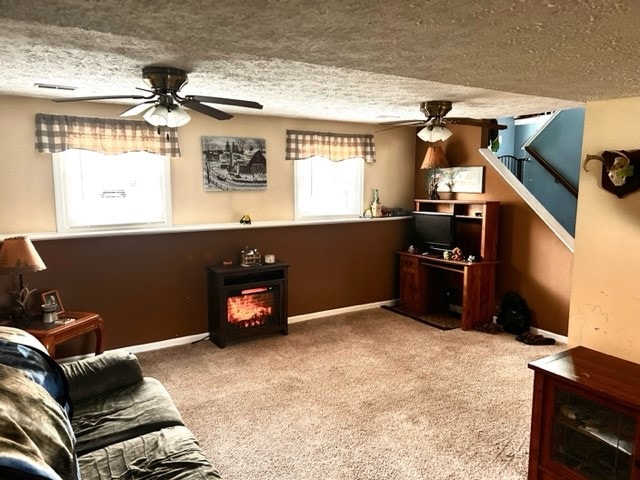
[9,304,25,319]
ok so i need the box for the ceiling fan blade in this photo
[447,117,507,129]
[380,119,426,126]
[181,99,233,120]
[53,94,152,102]
[185,95,263,110]
[119,101,156,117]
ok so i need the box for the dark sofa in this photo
[0,326,221,479]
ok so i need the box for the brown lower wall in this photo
[1,219,410,356]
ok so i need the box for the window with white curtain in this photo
[294,155,364,220]
[52,149,172,232]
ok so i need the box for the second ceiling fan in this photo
[386,100,505,142]
[54,66,263,127]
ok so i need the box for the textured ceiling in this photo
[0,0,638,123]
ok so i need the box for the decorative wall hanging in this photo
[427,166,485,194]
[201,136,267,191]
[583,149,639,198]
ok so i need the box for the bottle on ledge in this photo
[371,189,382,218]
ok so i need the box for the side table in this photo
[23,311,104,358]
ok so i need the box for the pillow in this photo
[61,349,143,402]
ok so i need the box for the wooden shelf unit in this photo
[396,200,499,330]
[413,199,500,261]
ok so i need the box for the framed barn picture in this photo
[201,136,267,191]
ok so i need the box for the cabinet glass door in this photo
[551,387,636,479]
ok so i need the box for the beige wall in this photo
[0,95,415,233]
[569,97,640,361]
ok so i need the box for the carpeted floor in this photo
[136,308,564,480]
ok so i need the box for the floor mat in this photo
[381,305,461,330]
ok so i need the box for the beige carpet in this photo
[136,308,563,480]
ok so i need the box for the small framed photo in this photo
[41,290,65,314]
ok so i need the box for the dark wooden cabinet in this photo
[398,255,426,315]
[528,347,640,480]
[395,200,499,330]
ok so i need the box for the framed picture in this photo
[41,290,64,314]
[201,136,267,191]
[428,166,485,194]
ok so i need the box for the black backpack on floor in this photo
[496,291,531,335]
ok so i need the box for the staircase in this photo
[481,107,585,252]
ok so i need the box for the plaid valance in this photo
[35,114,181,157]
[285,130,376,163]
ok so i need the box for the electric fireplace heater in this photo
[207,262,288,348]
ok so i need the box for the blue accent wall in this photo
[495,107,585,237]
[529,107,585,190]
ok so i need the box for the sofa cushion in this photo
[61,349,143,403]
[78,425,222,479]
[72,377,184,454]
[0,363,79,480]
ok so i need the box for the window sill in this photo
[2,216,410,241]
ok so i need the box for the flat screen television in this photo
[411,211,455,253]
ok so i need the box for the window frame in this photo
[52,149,173,233]
[293,155,364,221]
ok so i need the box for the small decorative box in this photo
[240,247,261,267]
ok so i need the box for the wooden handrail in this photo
[524,145,578,198]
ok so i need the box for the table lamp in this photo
[420,145,449,199]
[0,236,47,318]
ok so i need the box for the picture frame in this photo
[428,166,485,194]
[201,136,267,191]
[41,290,65,314]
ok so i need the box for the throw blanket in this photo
[0,327,79,480]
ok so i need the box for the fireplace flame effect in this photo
[227,290,274,328]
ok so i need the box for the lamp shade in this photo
[143,105,170,127]
[417,125,453,143]
[166,105,191,128]
[0,236,47,274]
[420,145,449,170]
[143,104,191,128]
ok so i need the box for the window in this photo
[294,155,363,220]
[52,149,172,232]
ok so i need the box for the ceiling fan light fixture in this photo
[143,103,191,128]
[417,125,453,143]
[167,105,191,127]
[143,104,169,126]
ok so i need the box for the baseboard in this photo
[529,326,568,345]
[93,300,399,356]
[288,299,397,324]
[64,299,567,358]
[124,333,211,354]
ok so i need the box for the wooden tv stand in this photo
[396,200,500,330]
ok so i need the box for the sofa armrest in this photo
[61,349,143,402]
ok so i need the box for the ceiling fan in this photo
[384,100,505,142]
[53,66,263,127]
